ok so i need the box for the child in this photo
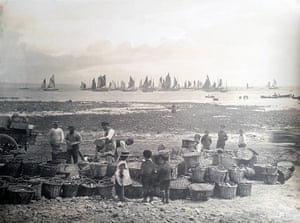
[140,150,155,203]
[194,134,202,153]
[157,153,172,204]
[112,151,132,202]
[238,129,247,148]
[201,130,212,150]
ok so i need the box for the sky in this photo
[0,0,300,87]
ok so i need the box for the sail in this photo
[128,76,135,88]
[143,76,149,88]
[212,81,216,89]
[92,78,96,89]
[121,81,126,89]
[165,73,171,89]
[202,75,211,90]
[188,81,192,88]
[217,79,223,89]
[41,78,46,89]
[80,81,87,89]
[172,77,178,88]
[272,79,277,88]
[48,75,56,88]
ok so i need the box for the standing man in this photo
[201,130,212,150]
[216,125,228,149]
[49,121,65,161]
[97,122,116,164]
[65,126,82,164]
[238,129,247,148]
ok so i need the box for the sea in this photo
[0,83,299,111]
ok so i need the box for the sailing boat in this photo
[80,81,89,90]
[268,79,278,89]
[43,75,59,91]
[142,76,154,92]
[202,75,212,91]
[123,76,137,92]
[94,75,108,91]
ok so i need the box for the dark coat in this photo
[158,162,172,182]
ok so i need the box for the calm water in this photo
[0,83,299,111]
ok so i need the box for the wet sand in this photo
[0,101,300,222]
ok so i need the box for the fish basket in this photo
[188,183,215,201]
[169,177,191,200]
[0,154,14,163]
[22,161,41,176]
[89,162,108,179]
[77,179,97,197]
[125,180,143,199]
[182,152,201,169]
[210,168,228,184]
[40,164,57,178]
[191,166,207,183]
[237,182,252,197]
[5,161,22,177]
[218,183,237,199]
[79,166,92,177]
[7,185,35,204]
[42,180,62,199]
[0,180,8,203]
[264,166,278,175]
[97,178,114,199]
[264,174,278,185]
[62,182,79,198]
[25,178,42,200]
[229,168,244,184]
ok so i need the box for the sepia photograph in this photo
[0,0,299,222]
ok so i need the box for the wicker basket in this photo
[7,185,35,204]
[42,180,62,199]
[0,180,8,203]
[253,164,267,180]
[62,182,79,198]
[89,162,108,179]
[264,174,278,185]
[188,183,215,201]
[229,168,244,184]
[191,166,207,183]
[97,178,114,199]
[169,177,191,200]
[40,164,57,178]
[22,162,40,176]
[26,178,42,200]
[183,152,201,169]
[264,166,278,175]
[237,182,252,197]
[210,168,228,184]
[218,183,237,199]
[125,180,143,199]
[5,161,22,177]
[77,178,97,196]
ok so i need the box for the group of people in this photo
[192,125,247,154]
[49,121,247,203]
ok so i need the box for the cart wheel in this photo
[0,134,19,154]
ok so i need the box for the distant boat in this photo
[123,76,137,92]
[93,75,108,91]
[202,75,212,91]
[141,76,155,92]
[108,81,118,91]
[42,75,59,91]
[80,81,89,90]
[19,83,30,90]
[267,79,278,89]
[205,95,215,98]
[159,74,180,91]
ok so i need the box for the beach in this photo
[0,100,300,222]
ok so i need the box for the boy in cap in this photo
[157,153,172,204]
[112,151,132,202]
[140,150,156,203]
[65,126,82,164]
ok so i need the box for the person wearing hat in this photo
[96,122,116,164]
[65,126,82,164]
[49,121,65,161]
[112,151,132,202]
[115,138,134,162]
[201,130,212,150]
[216,125,228,149]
